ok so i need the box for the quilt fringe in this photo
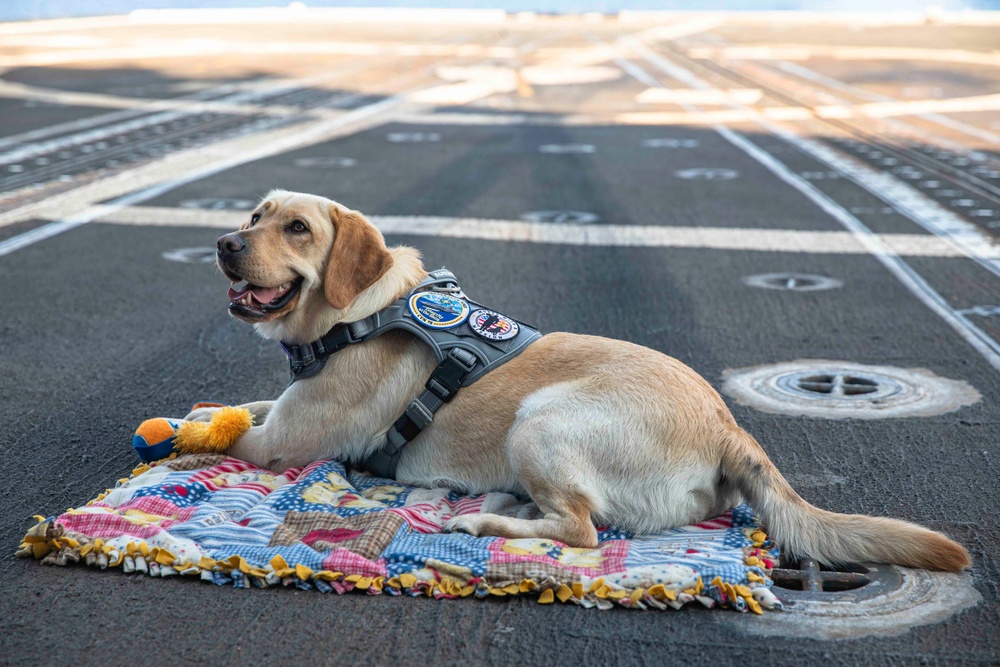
[18,458,783,614]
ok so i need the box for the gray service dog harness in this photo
[280,269,541,478]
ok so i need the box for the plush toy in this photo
[132,402,252,462]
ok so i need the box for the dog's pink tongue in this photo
[228,282,251,302]
[249,286,282,303]
[228,281,283,304]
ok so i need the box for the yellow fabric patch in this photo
[538,589,555,604]
[556,584,574,602]
[154,549,176,565]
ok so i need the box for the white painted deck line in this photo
[83,206,969,258]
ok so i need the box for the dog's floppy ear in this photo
[325,205,394,309]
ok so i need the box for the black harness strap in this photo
[280,324,356,380]
[365,347,478,477]
[278,269,540,479]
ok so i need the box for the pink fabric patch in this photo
[57,512,163,539]
[56,495,197,538]
[487,538,630,578]
[689,510,734,531]
[303,528,365,545]
[321,549,387,578]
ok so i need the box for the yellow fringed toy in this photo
[132,403,252,462]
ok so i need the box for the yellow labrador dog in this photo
[188,189,970,571]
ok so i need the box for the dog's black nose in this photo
[217,233,246,255]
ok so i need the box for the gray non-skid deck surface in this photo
[2,17,1000,667]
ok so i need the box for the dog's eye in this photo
[249,212,261,227]
[287,220,308,234]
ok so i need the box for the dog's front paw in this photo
[443,515,483,536]
[184,407,221,422]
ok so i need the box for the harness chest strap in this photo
[279,269,541,478]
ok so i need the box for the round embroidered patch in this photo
[468,309,520,341]
[407,292,470,329]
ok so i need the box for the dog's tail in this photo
[720,428,970,571]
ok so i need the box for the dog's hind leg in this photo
[444,396,601,548]
[443,492,598,548]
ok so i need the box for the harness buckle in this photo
[281,342,316,373]
[404,399,435,430]
[424,348,479,401]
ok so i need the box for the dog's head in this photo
[216,190,403,342]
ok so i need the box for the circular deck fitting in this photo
[162,247,217,264]
[741,272,843,292]
[771,559,898,601]
[726,565,980,640]
[721,360,980,419]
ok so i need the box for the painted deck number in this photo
[539,144,595,154]
[178,198,256,211]
[642,138,698,148]
[675,168,739,180]
[294,157,357,168]
[387,132,441,143]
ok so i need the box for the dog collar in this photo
[279,268,542,478]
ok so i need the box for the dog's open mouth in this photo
[227,278,302,317]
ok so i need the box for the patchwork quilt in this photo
[20,453,783,613]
